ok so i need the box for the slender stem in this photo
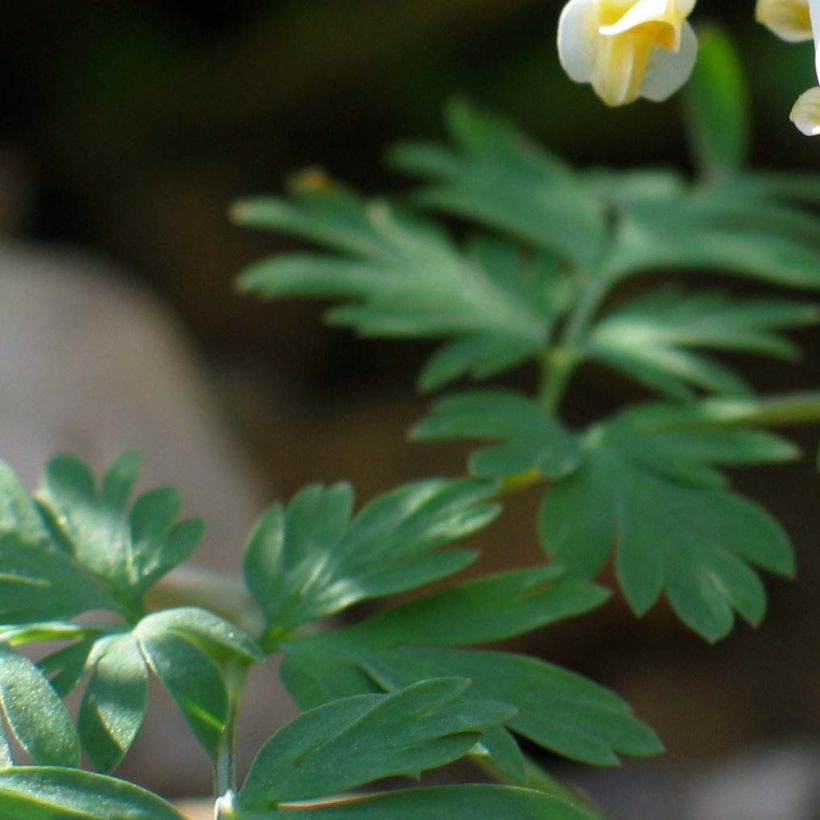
[214,662,249,819]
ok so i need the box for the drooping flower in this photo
[557,0,699,107]
[756,0,812,42]
[757,0,820,135]
[791,86,820,134]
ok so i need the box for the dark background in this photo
[1,0,818,800]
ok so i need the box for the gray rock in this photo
[0,243,296,795]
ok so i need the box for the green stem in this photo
[539,270,611,413]
[214,662,249,819]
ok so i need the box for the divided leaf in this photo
[412,390,581,479]
[244,478,499,643]
[35,453,204,609]
[389,99,605,266]
[539,412,797,641]
[235,190,560,385]
[589,289,819,399]
[238,678,515,808]
[279,568,656,771]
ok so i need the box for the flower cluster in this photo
[557,0,820,136]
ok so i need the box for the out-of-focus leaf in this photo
[389,100,605,266]
[609,195,820,290]
[0,767,181,819]
[539,413,796,641]
[589,289,819,398]
[244,479,498,643]
[684,27,749,176]
[235,194,558,371]
[0,644,80,767]
[412,390,581,479]
[238,679,515,808]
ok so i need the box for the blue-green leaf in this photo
[244,478,498,640]
[0,644,80,767]
[0,767,181,818]
[238,679,516,808]
[412,390,581,479]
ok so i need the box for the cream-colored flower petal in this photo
[790,86,820,134]
[639,21,699,101]
[756,0,813,42]
[598,0,672,36]
[557,0,598,82]
[811,0,820,81]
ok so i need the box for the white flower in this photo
[557,0,699,107]
[756,0,812,42]
[758,0,820,135]
[790,86,820,134]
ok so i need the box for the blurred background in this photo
[0,2,818,818]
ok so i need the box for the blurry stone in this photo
[0,243,296,795]
[686,744,820,820]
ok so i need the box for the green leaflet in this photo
[78,635,148,773]
[237,784,598,819]
[389,99,606,266]
[279,568,657,770]
[238,679,516,808]
[0,768,181,819]
[588,288,819,399]
[539,413,796,641]
[0,645,80,767]
[243,478,499,642]
[35,453,204,610]
[607,194,820,290]
[412,390,581,479]
[235,194,557,351]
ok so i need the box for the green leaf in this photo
[78,635,148,773]
[412,390,582,479]
[244,479,499,639]
[279,571,656,769]
[538,414,795,641]
[236,190,557,364]
[238,784,599,819]
[238,678,516,808]
[0,767,181,819]
[389,100,605,266]
[609,195,820,291]
[589,289,819,399]
[0,644,80,767]
[351,567,609,647]
[0,532,117,624]
[624,392,820,430]
[0,463,49,547]
[135,626,227,754]
[38,640,97,698]
[281,640,661,768]
[684,27,749,176]
[135,608,263,664]
[36,453,203,607]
